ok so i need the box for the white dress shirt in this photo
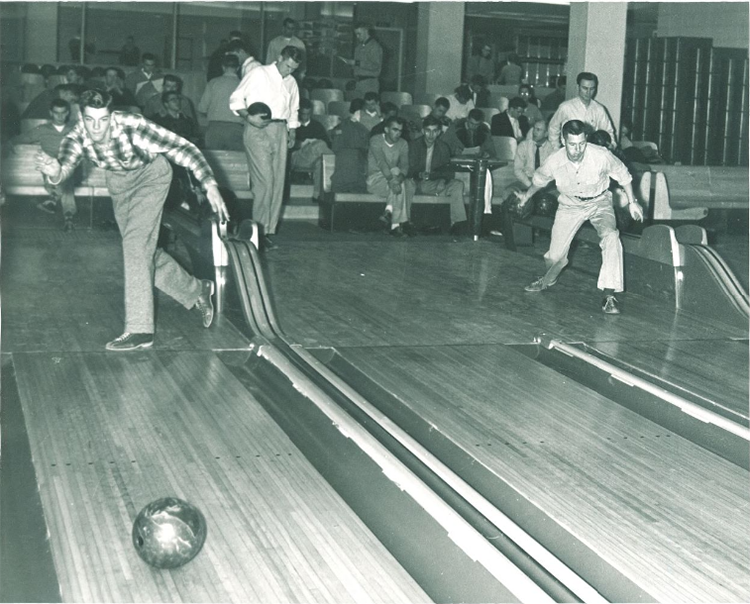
[548,97,615,147]
[229,63,300,128]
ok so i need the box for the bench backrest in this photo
[202,150,251,194]
[658,165,749,203]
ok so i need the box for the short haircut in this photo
[67,65,87,79]
[221,54,240,69]
[50,98,70,111]
[56,83,81,100]
[105,66,124,78]
[363,91,380,102]
[163,74,182,86]
[557,75,567,87]
[142,53,156,63]
[226,39,249,54]
[508,97,527,110]
[577,72,598,86]
[161,90,180,104]
[588,130,612,147]
[280,46,303,63]
[468,108,485,122]
[519,83,533,94]
[434,97,450,110]
[354,22,372,33]
[79,88,113,111]
[454,84,471,99]
[247,101,271,119]
[283,18,296,27]
[298,97,312,111]
[422,115,441,129]
[380,101,398,116]
[349,98,364,114]
[562,119,587,139]
[383,115,403,129]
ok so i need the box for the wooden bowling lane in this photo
[10,351,431,603]
[333,343,750,602]
[1,226,247,353]
[582,339,749,421]
[263,240,745,348]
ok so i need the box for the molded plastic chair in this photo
[310,99,326,115]
[310,88,344,106]
[380,91,413,108]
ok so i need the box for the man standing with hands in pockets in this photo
[35,88,230,351]
[230,45,302,250]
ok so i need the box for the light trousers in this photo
[366,172,415,225]
[106,156,202,333]
[243,121,288,235]
[415,178,466,224]
[542,192,624,292]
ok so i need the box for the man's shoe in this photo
[450,221,469,236]
[379,209,392,229]
[105,332,154,351]
[195,279,215,328]
[401,222,418,237]
[602,295,621,314]
[389,225,407,237]
[262,235,279,251]
[63,212,74,232]
[524,277,557,292]
[37,198,57,214]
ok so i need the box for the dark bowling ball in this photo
[132,497,207,569]
[534,193,558,217]
[507,194,533,220]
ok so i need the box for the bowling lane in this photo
[331,343,750,602]
[581,339,749,420]
[1,226,247,353]
[9,350,430,603]
[263,240,744,348]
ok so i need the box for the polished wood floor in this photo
[262,234,749,602]
[3,204,748,602]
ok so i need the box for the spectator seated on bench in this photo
[409,115,467,234]
[366,116,416,236]
[290,98,333,203]
[9,98,79,230]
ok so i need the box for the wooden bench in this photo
[318,153,469,232]
[652,166,748,221]
[1,145,254,208]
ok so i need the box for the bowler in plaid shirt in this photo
[36,88,230,351]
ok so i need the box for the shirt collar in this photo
[382,133,395,148]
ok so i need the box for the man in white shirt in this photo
[515,119,643,314]
[229,46,302,248]
[227,39,261,78]
[548,72,615,147]
[265,18,306,65]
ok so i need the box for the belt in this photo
[574,190,607,201]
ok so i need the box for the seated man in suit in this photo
[290,98,333,203]
[143,74,197,125]
[443,109,496,158]
[367,115,416,236]
[491,97,527,141]
[409,115,467,234]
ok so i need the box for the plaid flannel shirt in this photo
[50,111,217,189]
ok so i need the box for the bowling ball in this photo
[534,193,558,217]
[132,497,207,569]
[507,195,533,220]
